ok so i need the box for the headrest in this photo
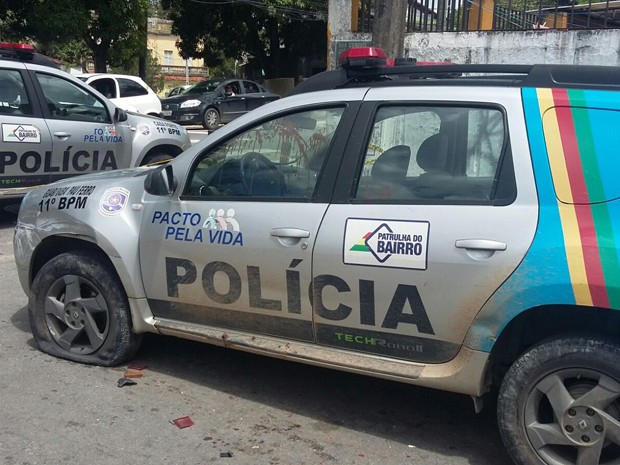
[416,134,449,173]
[371,145,411,183]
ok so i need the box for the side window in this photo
[185,107,345,199]
[0,69,32,115]
[118,78,148,97]
[35,73,111,123]
[90,78,117,99]
[354,105,507,203]
[243,81,258,93]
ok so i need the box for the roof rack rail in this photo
[289,47,620,96]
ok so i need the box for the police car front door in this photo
[138,106,347,342]
[312,91,538,364]
[34,71,132,183]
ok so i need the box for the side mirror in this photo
[144,164,176,196]
[114,107,128,122]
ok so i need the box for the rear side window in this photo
[354,105,512,204]
[543,106,620,204]
[118,78,148,97]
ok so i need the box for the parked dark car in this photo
[160,78,279,130]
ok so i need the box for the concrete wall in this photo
[404,30,620,66]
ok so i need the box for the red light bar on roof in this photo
[0,43,36,52]
[338,47,387,69]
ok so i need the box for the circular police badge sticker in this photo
[137,123,150,136]
[98,187,130,217]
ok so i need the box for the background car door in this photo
[312,88,538,364]
[242,80,278,112]
[138,105,348,342]
[33,71,133,182]
[0,67,53,190]
[215,80,246,123]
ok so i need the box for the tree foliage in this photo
[0,0,148,72]
[160,0,326,79]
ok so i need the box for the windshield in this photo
[187,80,222,94]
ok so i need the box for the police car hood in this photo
[17,166,154,229]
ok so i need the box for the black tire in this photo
[202,107,220,130]
[142,151,173,166]
[498,336,620,465]
[28,251,142,366]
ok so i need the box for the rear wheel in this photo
[203,107,220,130]
[28,251,142,366]
[498,336,620,465]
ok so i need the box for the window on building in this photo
[164,50,173,65]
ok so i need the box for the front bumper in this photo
[161,106,203,125]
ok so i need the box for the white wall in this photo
[327,28,620,68]
[404,30,620,65]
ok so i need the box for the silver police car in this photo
[15,47,620,465]
[0,43,190,198]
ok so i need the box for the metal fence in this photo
[357,0,620,32]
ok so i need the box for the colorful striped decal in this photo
[536,88,620,308]
[464,87,620,352]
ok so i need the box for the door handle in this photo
[270,228,310,239]
[53,132,71,139]
[455,239,507,251]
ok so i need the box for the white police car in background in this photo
[0,43,190,198]
[77,73,162,116]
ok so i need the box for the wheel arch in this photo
[29,235,146,300]
[486,304,620,388]
[139,144,184,166]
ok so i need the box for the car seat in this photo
[358,145,412,200]
[415,134,453,198]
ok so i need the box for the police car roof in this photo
[0,43,60,69]
[289,47,620,96]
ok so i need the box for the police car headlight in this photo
[180,99,201,109]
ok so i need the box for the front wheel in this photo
[202,107,220,130]
[498,336,620,465]
[28,251,142,366]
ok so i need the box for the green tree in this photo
[5,0,149,73]
[161,0,326,79]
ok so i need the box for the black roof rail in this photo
[289,63,620,96]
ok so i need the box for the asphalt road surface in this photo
[0,192,514,465]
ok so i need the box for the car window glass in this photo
[243,81,259,93]
[0,69,32,115]
[35,72,110,123]
[190,80,221,94]
[90,77,117,99]
[185,107,345,199]
[118,78,148,97]
[354,105,506,203]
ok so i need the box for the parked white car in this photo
[78,73,162,116]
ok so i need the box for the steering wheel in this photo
[239,152,283,196]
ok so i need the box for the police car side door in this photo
[0,65,54,191]
[31,69,132,183]
[313,87,538,364]
[138,103,355,342]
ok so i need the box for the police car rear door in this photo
[313,86,538,364]
[0,65,54,192]
[31,69,132,183]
